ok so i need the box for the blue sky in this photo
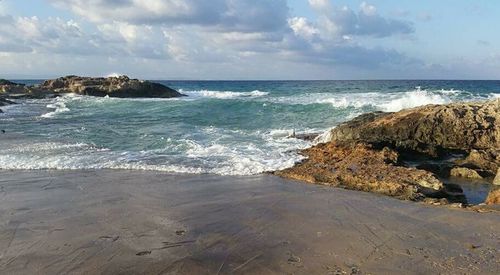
[0,0,499,79]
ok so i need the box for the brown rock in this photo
[455,149,499,177]
[327,99,500,174]
[0,79,28,94]
[485,187,500,205]
[450,167,483,179]
[275,142,448,201]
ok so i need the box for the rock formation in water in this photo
[277,99,500,205]
[0,76,184,100]
[328,99,500,176]
[39,75,184,98]
[0,80,31,95]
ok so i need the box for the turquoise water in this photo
[1,80,499,175]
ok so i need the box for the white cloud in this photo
[288,17,319,40]
[308,0,331,12]
[0,0,427,79]
[360,2,377,16]
[49,0,289,33]
[310,0,414,38]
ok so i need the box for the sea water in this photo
[1,80,499,175]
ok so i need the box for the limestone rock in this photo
[0,79,28,94]
[455,149,499,177]
[275,142,449,201]
[328,99,500,175]
[329,100,499,153]
[39,75,184,98]
[450,167,483,179]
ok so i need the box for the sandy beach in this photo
[0,170,498,274]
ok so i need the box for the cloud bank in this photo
[2,0,480,79]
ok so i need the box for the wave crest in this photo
[181,89,269,99]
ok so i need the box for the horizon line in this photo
[5,77,500,82]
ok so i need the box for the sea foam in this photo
[180,89,269,99]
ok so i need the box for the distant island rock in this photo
[277,99,500,206]
[39,75,184,98]
[0,75,184,101]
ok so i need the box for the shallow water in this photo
[444,177,493,205]
[1,80,499,175]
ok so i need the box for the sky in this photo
[0,0,499,80]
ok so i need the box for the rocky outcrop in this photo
[0,76,184,100]
[277,99,499,205]
[275,142,464,203]
[39,75,184,98]
[0,79,29,95]
[327,99,500,176]
[329,100,499,153]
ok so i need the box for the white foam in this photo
[379,89,450,112]
[41,96,71,118]
[313,128,335,144]
[268,129,295,138]
[181,89,269,99]
[266,88,461,112]
[0,128,310,176]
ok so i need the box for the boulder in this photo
[329,100,499,153]
[455,149,499,177]
[450,167,483,179]
[39,75,184,98]
[275,142,455,202]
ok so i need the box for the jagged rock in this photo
[330,100,499,153]
[485,187,500,205]
[0,79,51,99]
[327,99,500,175]
[276,100,500,204]
[0,79,28,94]
[275,142,454,202]
[450,167,483,179]
[455,149,499,177]
[39,75,184,98]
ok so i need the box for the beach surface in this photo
[0,170,498,274]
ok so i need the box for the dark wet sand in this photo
[0,170,499,274]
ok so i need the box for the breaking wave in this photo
[180,89,269,99]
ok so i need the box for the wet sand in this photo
[0,170,499,274]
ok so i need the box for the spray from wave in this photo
[180,89,269,99]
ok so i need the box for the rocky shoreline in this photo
[277,99,500,206]
[0,75,184,112]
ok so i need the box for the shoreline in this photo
[1,169,498,274]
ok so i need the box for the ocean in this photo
[1,80,499,175]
